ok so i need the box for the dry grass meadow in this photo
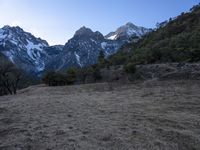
[0,80,200,150]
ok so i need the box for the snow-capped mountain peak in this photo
[0,25,49,73]
[105,22,151,41]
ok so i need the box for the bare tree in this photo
[0,60,21,95]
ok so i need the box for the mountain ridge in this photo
[0,23,151,75]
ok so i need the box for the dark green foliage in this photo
[108,52,129,66]
[42,71,67,86]
[76,67,89,83]
[98,50,106,67]
[76,65,102,83]
[42,68,77,86]
[131,5,200,64]
[18,73,41,89]
[65,68,77,85]
[76,67,92,83]
[91,65,102,81]
[123,63,136,74]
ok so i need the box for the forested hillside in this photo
[108,4,200,68]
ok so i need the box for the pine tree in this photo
[98,50,105,67]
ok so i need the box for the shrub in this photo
[42,68,77,86]
[0,59,22,95]
[91,65,102,81]
[42,71,68,86]
[123,63,136,74]
[66,68,77,85]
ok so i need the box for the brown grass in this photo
[0,80,200,150]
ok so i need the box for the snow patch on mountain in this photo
[26,40,43,51]
[74,52,82,67]
[26,40,42,60]
[105,22,151,41]
[90,38,97,44]
[101,42,107,49]
[107,34,117,40]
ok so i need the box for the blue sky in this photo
[0,0,199,45]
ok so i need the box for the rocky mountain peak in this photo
[74,26,94,37]
[72,27,105,42]
[125,22,137,28]
[0,25,49,46]
[105,22,151,41]
[1,25,25,35]
[0,25,51,73]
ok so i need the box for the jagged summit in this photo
[74,26,94,36]
[125,22,137,27]
[105,22,151,41]
[0,25,49,46]
[73,26,104,40]
[2,25,23,31]
[0,25,50,73]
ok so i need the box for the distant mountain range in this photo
[0,23,151,75]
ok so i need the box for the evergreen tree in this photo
[98,50,106,67]
[66,68,77,85]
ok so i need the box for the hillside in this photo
[0,81,200,149]
[108,4,200,66]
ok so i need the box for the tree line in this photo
[42,50,106,86]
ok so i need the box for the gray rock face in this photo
[0,26,65,75]
[58,23,151,70]
[56,26,123,70]
[0,26,50,74]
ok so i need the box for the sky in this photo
[0,0,199,45]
